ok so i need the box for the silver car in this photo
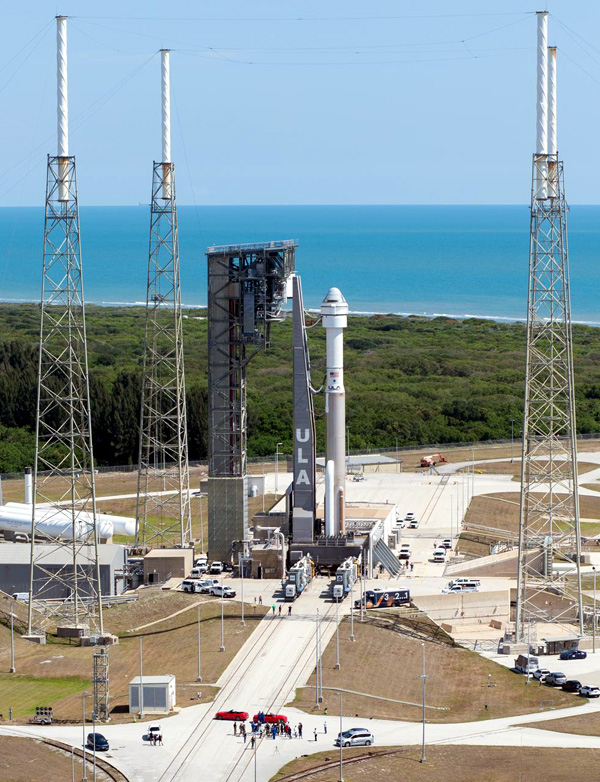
[334,728,374,747]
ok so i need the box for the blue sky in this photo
[3,1,600,205]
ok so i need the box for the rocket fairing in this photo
[321,287,348,536]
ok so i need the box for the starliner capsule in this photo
[321,287,348,536]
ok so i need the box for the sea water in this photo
[1,204,599,323]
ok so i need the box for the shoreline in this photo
[3,298,600,328]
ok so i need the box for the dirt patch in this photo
[0,736,111,782]
[291,614,572,722]
[269,744,600,781]
[0,590,267,723]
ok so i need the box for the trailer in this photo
[332,557,358,600]
[285,555,314,601]
[355,588,410,609]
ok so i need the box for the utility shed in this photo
[0,543,126,598]
[129,675,176,714]
[143,548,193,584]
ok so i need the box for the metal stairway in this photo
[374,539,402,576]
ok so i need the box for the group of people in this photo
[148,732,163,746]
[234,717,304,744]
[269,604,293,617]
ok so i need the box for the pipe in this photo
[24,468,33,505]
[325,460,335,536]
[56,16,69,202]
[160,49,172,199]
[338,487,345,535]
[547,46,558,198]
[536,11,548,199]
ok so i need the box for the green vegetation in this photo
[0,674,90,717]
[2,302,600,471]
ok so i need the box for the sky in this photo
[2,0,600,205]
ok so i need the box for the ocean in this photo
[1,204,600,323]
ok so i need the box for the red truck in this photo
[420,453,448,468]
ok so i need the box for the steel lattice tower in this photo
[516,16,583,640]
[28,16,104,636]
[93,646,110,722]
[136,50,191,549]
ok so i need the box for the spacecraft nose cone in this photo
[322,287,346,305]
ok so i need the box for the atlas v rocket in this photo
[321,287,348,536]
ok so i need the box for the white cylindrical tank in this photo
[321,287,348,536]
[6,502,135,538]
[56,15,69,202]
[0,505,114,540]
[24,468,33,504]
[547,46,558,198]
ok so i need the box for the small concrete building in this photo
[0,543,127,598]
[143,548,194,584]
[129,675,176,714]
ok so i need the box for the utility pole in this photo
[219,579,225,652]
[334,596,341,669]
[510,419,515,463]
[82,691,89,782]
[349,581,355,641]
[420,642,427,763]
[139,637,144,718]
[275,442,283,495]
[594,567,597,655]
[196,604,202,682]
[9,611,15,673]
[337,691,344,782]
[240,553,246,626]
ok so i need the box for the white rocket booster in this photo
[321,287,348,536]
[0,503,136,539]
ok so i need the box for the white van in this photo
[442,581,479,594]
[181,579,202,593]
[449,578,480,587]
[190,565,207,578]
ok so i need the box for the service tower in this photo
[321,287,348,536]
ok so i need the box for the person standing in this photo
[251,734,256,749]
[271,724,277,740]
[278,605,282,616]
[259,595,263,605]
[314,728,318,742]
[288,605,292,616]
[234,722,238,736]
[410,562,414,572]
[323,722,327,734]
[272,605,276,616]
[298,722,303,738]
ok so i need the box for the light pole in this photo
[395,437,399,473]
[346,426,350,462]
[139,636,145,718]
[9,611,15,673]
[337,691,344,782]
[71,746,75,782]
[199,495,205,554]
[360,572,365,622]
[349,580,355,642]
[240,554,246,626]
[82,691,89,782]
[196,604,202,682]
[510,419,515,463]
[219,578,225,652]
[275,442,283,495]
[420,642,426,764]
[593,567,597,655]
[92,706,97,782]
[254,737,258,782]
[334,596,341,669]
[526,617,531,685]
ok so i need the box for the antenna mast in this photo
[136,49,192,550]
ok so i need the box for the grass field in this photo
[0,590,268,723]
[269,745,600,781]
[0,737,109,782]
[291,613,573,722]
[521,710,600,736]
[0,674,89,717]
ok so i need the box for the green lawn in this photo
[0,674,90,717]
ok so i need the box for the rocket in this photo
[321,287,348,536]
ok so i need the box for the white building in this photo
[129,675,176,714]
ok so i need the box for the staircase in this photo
[374,538,402,576]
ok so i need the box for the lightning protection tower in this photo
[28,16,104,637]
[516,14,583,641]
[136,50,191,549]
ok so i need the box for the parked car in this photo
[352,474,365,482]
[210,584,236,598]
[442,583,478,594]
[86,733,109,751]
[209,561,225,574]
[198,578,220,593]
[441,538,452,549]
[408,519,419,529]
[544,672,567,686]
[579,685,600,698]
[215,709,249,721]
[398,545,411,560]
[532,668,551,681]
[181,578,203,593]
[194,556,208,568]
[144,725,161,742]
[404,512,415,521]
[190,565,207,577]
[253,713,288,724]
[562,680,582,693]
[432,548,446,563]
[395,519,405,529]
[560,649,587,660]
[334,728,375,747]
